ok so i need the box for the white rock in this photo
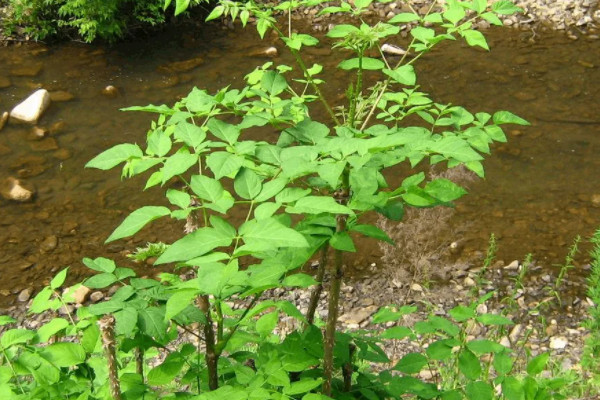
[381,43,407,56]
[509,323,523,342]
[410,283,423,292]
[505,260,520,270]
[464,277,476,287]
[1,177,34,202]
[499,336,511,348]
[10,89,51,124]
[549,336,568,350]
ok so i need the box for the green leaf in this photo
[350,224,393,244]
[138,307,168,341]
[394,353,427,374]
[383,65,416,86]
[156,227,234,264]
[459,349,482,380]
[148,354,185,385]
[411,26,435,43]
[37,318,70,342]
[82,257,116,273]
[476,313,514,326]
[84,273,118,289]
[283,273,317,288]
[255,177,288,202]
[162,151,198,184]
[0,316,15,326]
[41,343,86,367]
[207,119,240,145]
[491,0,523,15]
[50,267,68,290]
[190,174,225,202]
[165,289,198,321]
[147,129,172,157]
[287,196,353,215]
[481,11,503,25]
[465,381,493,400]
[1,329,35,348]
[107,206,171,242]
[381,326,413,339]
[205,4,224,20]
[240,217,309,249]
[463,29,489,50]
[376,200,404,221]
[467,339,506,355]
[174,121,206,148]
[206,152,243,179]
[326,24,360,38]
[338,57,385,71]
[254,202,280,220]
[472,0,487,13]
[261,70,288,96]
[166,189,191,209]
[449,305,475,322]
[502,376,524,400]
[234,168,263,200]
[494,351,514,375]
[330,232,356,252]
[493,111,530,125]
[389,12,420,23]
[284,118,330,145]
[256,311,278,336]
[86,144,143,170]
[275,187,311,203]
[284,378,323,395]
[424,179,467,203]
[443,6,466,24]
[526,352,549,376]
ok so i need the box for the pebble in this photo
[10,63,43,77]
[30,137,58,152]
[549,336,568,350]
[101,85,119,97]
[73,285,91,304]
[90,291,105,303]
[0,76,11,89]
[0,111,8,132]
[0,177,35,202]
[49,90,75,102]
[40,235,58,253]
[17,288,31,302]
[464,277,476,287]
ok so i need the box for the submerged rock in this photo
[248,46,278,58]
[10,89,51,124]
[0,112,8,132]
[30,137,58,152]
[158,57,204,73]
[0,177,35,202]
[101,85,119,97]
[0,76,11,89]
[10,63,43,77]
[17,288,32,302]
[49,90,75,102]
[40,235,58,253]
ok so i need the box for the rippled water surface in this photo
[0,23,599,304]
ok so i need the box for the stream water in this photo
[0,22,599,305]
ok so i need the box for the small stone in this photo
[101,85,119,97]
[419,370,435,380]
[29,126,49,140]
[49,120,66,134]
[381,43,407,55]
[410,283,423,292]
[339,305,378,325]
[30,137,59,152]
[90,291,105,303]
[40,235,58,253]
[0,76,11,89]
[509,324,523,342]
[1,177,35,202]
[10,89,51,124]
[591,194,600,207]
[158,57,204,73]
[476,303,487,314]
[52,148,73,161]
[464,277,476,287]
[248,46,278,57]
[18,288,32,302]
[549,336,568,350]
[49,90,75,102]
[505,260,520,270]
[10,63,43,77]
[499,336,511,348]
[73,285,91,304]
[0,111,8,132]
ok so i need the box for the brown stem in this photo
[343,344,356,392]
[306,244,329,326]
[98,315,122,400]
[323,203,348,396]
[200,295,219,390]
[135,347,144,380]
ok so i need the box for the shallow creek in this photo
[0,23,599,305]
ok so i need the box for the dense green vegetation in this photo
[1,0,209,42]
[1,0,599,399]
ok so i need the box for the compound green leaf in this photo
[493,111,530,125]
[350,224,393,244]
[287,196,353,215]
[330,232,356,252]
[86,144,143,170]
[1,329,35,348]
[41,343,86,367]
[389,12,420,23]
[261,70,288,96]
[491,0,522,15]
[424,179,467,203]
[465,381,493,400]
[206,151,244,179]
[174,121,206,148]
[459,349,481,380]
[37,318,70,343]
[106,206,171,242]
[156,227,234,264]
[394,353,427,374]
[162,151,198,184]
[383,65,416,86]
[207,119,240,145]
[240,217,308,249]
[234,168,263,200]
[463,29,489,50]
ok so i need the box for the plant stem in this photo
[323,178,349,396]
[199,295,219,390]
[342,343,356,392]
[306,244,329,326]
[1,346,25,394]
[348,52,364,128]
[98,315,122,400]
[135,347,144,381]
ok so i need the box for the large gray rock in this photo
[10,89,51,123]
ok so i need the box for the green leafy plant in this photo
[0,1,539,398]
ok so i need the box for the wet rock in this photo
[591,194,600,207]
[158,57,204,73]
[10,89,51,124]
[1,177,35,202]
[101,85,119,97]
[52,148,72,161]
[0,143,12,156]
[28,126,49,140]
[0,111,8,132]
[248,46,278,58]
[18,288,32,302]
[49,90,75,102]
[73,285,91,304]
[90,291,104,303]
[381,43,407,56]
[30,137,58,152]
[49,120,66,134]
[40,235,58,253]
[514,91,536,101]
[10,63,43,77]
[154,75,180,89]
[0,76,11,89]
[549,336,568,350]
